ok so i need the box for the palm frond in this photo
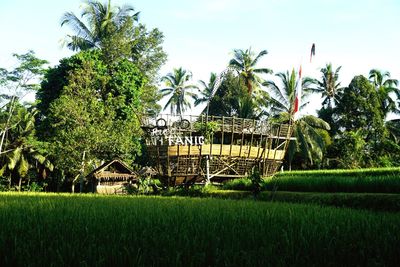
[301,115,330,130]
[61,12,94,44]
[251,50,268,66]
[253,68,273,75]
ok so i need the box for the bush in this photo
[221,178,252,191]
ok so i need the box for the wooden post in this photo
[209,116,214,156]
[220,116,224,156]
[206,155,210,185]
[245,119,255,174]
[239,118,245,157]
[229,117,234,156]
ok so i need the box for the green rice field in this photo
[1,193,399,266]
[222,167,400,193]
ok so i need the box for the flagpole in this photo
[293,43,315,122]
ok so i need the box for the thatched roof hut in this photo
[87,159,137,194]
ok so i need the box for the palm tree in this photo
[309,63,343,109]
[229,48,272,95]
[195,72,218,115]
[61,0,139,51]
[0,108,53,190]
[236,93,268,119]
[263,70,330,169]
[369,69,400,117]
[263,70,314,117]
[160,67,198,116]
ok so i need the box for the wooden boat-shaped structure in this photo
[141,114,293,186]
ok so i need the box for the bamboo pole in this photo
[229,117,234,156]
[239,118,245,157]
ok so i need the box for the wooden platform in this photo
[167,144,285,160]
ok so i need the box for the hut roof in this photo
[87,159,136,181]
[138,166,158,176]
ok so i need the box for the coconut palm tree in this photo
[195,72,217,115]
[61,0,139,51]
[263,70,330,169]
[369,69,400,117]
[263,70,314,117]
[0,108,53,190]
[308,63,343,109]
[160,67,198,116]
[229,48,272,95]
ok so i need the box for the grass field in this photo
[1,193,399,266]
[173,189,400,212]
[222,167,400,193]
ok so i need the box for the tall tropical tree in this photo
[264,70,330,169]
[369,69,400,117]
[61,1,167,115]
[0,51,48,156]
[0,107,53,190]
[160,67,198,116]
[61,0,139,52]
[263,70,314,117]
[229,48,272,95]
[195,72,217,115]
[309,63,343,109]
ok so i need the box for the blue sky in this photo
[1,0,399,115]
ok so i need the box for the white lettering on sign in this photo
[148,127,205,146]
[148,136,204,146]
[166,135,204,146]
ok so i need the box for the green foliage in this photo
[193,121,220,143]
[160,67,198,115]
[131,25,167,81]
[163,188,400,212]
[221,167,400,193]
[1,193,399,266]
[335,75,385,135]
[162,184,219,197]
[207,70,244,117]
[309,63,343,108]
[24,182,45,192]
[61,0,138,56]
[60,0,166,114]
[229,47,272,95]
[207,70,268,119]
[332,130,367,168]
[270,167,400,193]
[37,50,144,183]
[0,51,48,96]
[368,69,399,117]
[221,177,252,190]
[195,72,217,114]
[262,191,400,212]
[126,175,155,195]
[0,105,52,191]
[329,75,395,168]
[249,167,262,197]
[264,70,330,168]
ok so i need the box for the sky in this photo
[1,0,399,116]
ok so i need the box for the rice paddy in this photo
[222,167,400,193]
[0,192,399,266]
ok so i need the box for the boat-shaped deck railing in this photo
[140,114,291,137]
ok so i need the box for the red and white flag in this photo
[293,65,302,120]
[293,43,315,121]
